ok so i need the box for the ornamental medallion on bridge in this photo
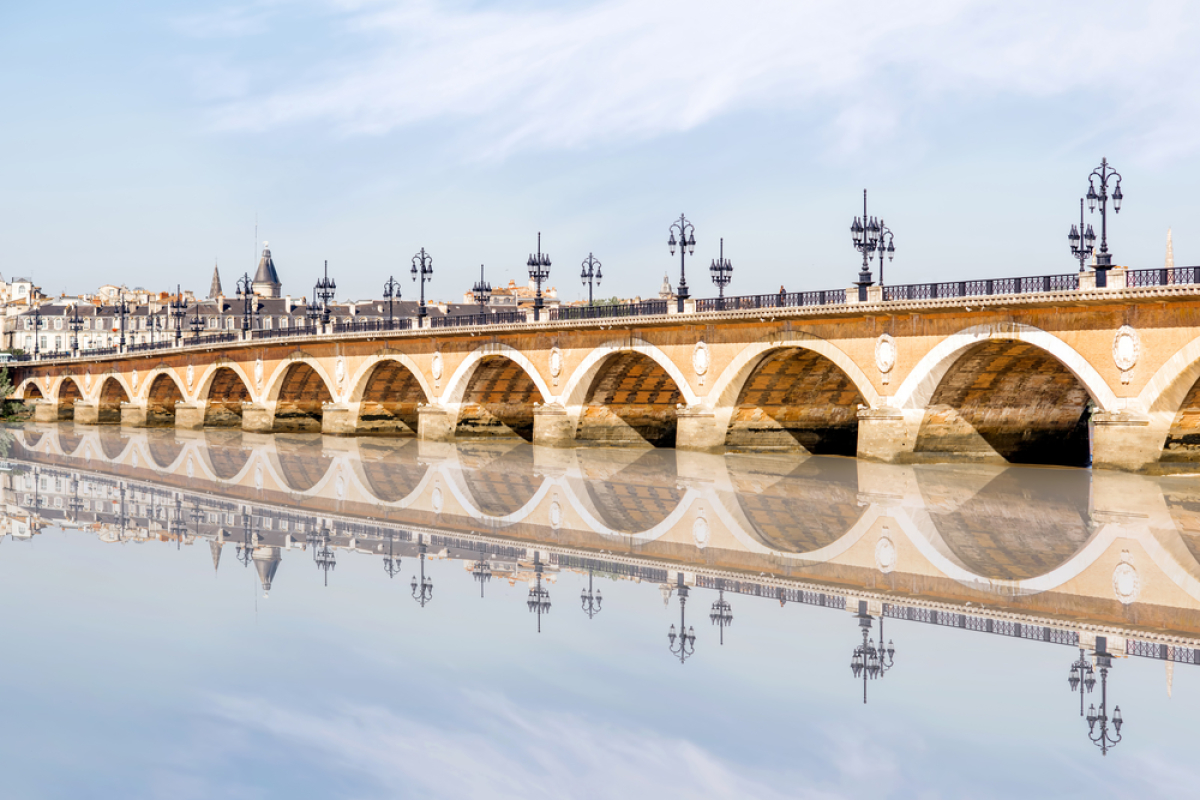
[549,347,563,385]
[431,348,444,382]
[875,529,897,574]
[1112,325,1140,385]
[1113,550,1140,605]
[335,357,346,391]
[255,358,264,391]
[875,334,897,385]
[693,341,709,386]
[186,365,194,391]
[549,499,562,529]
[692,513,710,549]
[85,371,92,391]
[131,369,138,391]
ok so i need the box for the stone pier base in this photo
[321,403,359,436]
[856,407,917,462]
[120,402,148,427]
[1092,413,1162,472]
[174,402,205,430]
[532,404,574,447]
[676,407,723,451]
[32,401,59,423]
[73,402,99,425]
[241,403,275,433]
[418,405,456,441]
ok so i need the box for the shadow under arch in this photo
[98,377,129,424]
[271,362,333,433]
[353,359,428,436]
[57,378,84,420]
[454,356,547,441]
[574,351,683,447]
[203,367,252,428]
[21,382,44,400]
[915,464,1096,581]
[145,373,185,427]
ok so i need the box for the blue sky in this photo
[3,1,1200,303]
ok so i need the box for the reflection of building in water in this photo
[7,423,1200,677]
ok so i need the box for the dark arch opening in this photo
[913,340,1091,467]
[727,348,864,455]
[456,356,544,441]
[577,352,681,447]
[274,363,332,433]
[146,374,184,427]
[24,383,44,400]
[205,368,252,428]
[57,378,83,420]
[98,378,129,424]
[358,360,427,436]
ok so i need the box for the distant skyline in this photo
[3,1,1200,303]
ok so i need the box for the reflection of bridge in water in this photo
[8,422,1200,669]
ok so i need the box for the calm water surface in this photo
[1,423,1197,799]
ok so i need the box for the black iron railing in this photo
[1125,266,1200,287]
[1124,639,1200,664]
[251,325,314,340]
[331,318,414,334]
[191,332,238,345]
[550,301,669,321]
[126,340,175,353]
[883,273,1079,301]
[697,290,844,312]
[430,311,526,328]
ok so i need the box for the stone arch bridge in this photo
[14,283,1200,472]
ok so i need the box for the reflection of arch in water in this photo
[98,377,130,424]
[350,440,429,502]
[269,435,334,493]
[450,444,544,516]
[729,456,865,552]
[56,426,85,456]
[576,449,684,533]
[200,430,253,481]
[98,427,130,460]
[146,430,185,470]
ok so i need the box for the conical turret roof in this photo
[254,244,280,286]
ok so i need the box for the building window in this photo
[54,318,63,330]
[23,318,30,330]
[263,318,272,330]
[23,336,31,349]
[54,336,62,350]
[225,317,234,330]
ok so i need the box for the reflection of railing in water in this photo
[884,605,1078,646]
[695,574,846,610]
[1125,639,1200,664]
[553,554,668,584]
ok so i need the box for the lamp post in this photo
[472,265,491,314]
[30,305,44,358]
[315,261,336,325]
[235,273,255,332]
[411,533,434,607]
[527,552,551,633]
[411,248,433,321]
[667,214,696,313]
[1067,646,1097,717]
[580,568,602,619]
[876,221,895,287]
[189,301,206,341]
[1086,637,1124,756]
[709,581,733,645]
[580,253,602,306]
[667,573,696,663]
[382,531,401,579]
[1085,158,1123,287]
[1068,198,1097,274]
[527,233,552,321]
[170,285,187,345]
[851,190,887,301]
[848,601,895,704]
[187,501,204,552]
[109,298,130,353]
[68,304,83,357]
[383,276,402,330]
[709,238,733,311]
[472,557,492,597]
[305,293,322,331]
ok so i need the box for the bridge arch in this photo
[1136,335,1200,463]
[265,359,335,433]
[142,372,185,426]
[56,377,84,420]
[97,376,131,424]
[442,345,550,441]
[894,325,1111,467]
[346,355,431,436]
[16,379,43,400]
[198,365,254,428]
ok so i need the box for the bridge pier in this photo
[74,401,99,425]
[417,405,456,441]
[240,402,275,433]
[855,408,917,463]
[175,402,205,430]
[676,407,723,451]
[532,404,574,447]
[1092,413,1162,472]
[31,400,59,423]
[321,403,358,436]
[120,402,148,427]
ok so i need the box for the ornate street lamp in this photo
[315,261,336,325]
[170,494,189,548]
[68,304,84,357]
[580,253,602,306]
[1068,198,1097,273]
[30,304,45,358]
[110,297,130,352]
[472,265,491,314]
[411,248,433,321]
[305,292,322,330]
[848,601,895,704]
[527,552,551,632]
[850,190,888,301]
[383,276,402,330]
[580,568,602,619]
[382,531,402,579]
[235,273,256,332]
[1086,637,1124,756]
[709,581,733,645]
[667,214,696,313]
[527,233,552,321]
[170,285,187,344]
[876,221,895,287]
[473,557,492,597]
[667,573,696,663]
[1085,158,1124,287]
[1067,646,1097,717]
[709,238,733,311]
[189,299,206,341]
[411,533,434,607]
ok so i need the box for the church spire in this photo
[209,262,223,299]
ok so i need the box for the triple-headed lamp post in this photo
[314,261,336,326]
[1067,646,1097,717]
[848,601,895,703]
[472,265,491,314]
[527,233,551,321]
[527,552,551,632]
[850,190,893,300]
[709,238,733,311]
[580,253,601,306]
[709,581,733,645]
[170,285,187,344]
[668,214,696,313]
[235,273,255,332]
[580,568,602,619]
[383,276,402,329]
[667,573,696,664]
[412,248,433,321]
[411,533,434,607]
[1085,158,1124,287]
[1068,198,1097,273]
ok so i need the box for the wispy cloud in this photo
[189,0,1200,161]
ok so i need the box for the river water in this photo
[1,422,1197,799]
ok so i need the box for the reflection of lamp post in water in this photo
[382,531,402,579]
[580,568,602,619]
[472,558,492,598]
[236,509,255,567]
[709,581,733,645]
[411,534,434,607]
[667,573,696,664]
[527,552,551,632]
[1067,647,1096,717]
[1086,637,1124,756]
[849,600,895,704]
[314,523,336,587]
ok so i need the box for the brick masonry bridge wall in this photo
[14,284,1200,472]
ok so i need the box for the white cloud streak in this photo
[193,0,1200,161]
